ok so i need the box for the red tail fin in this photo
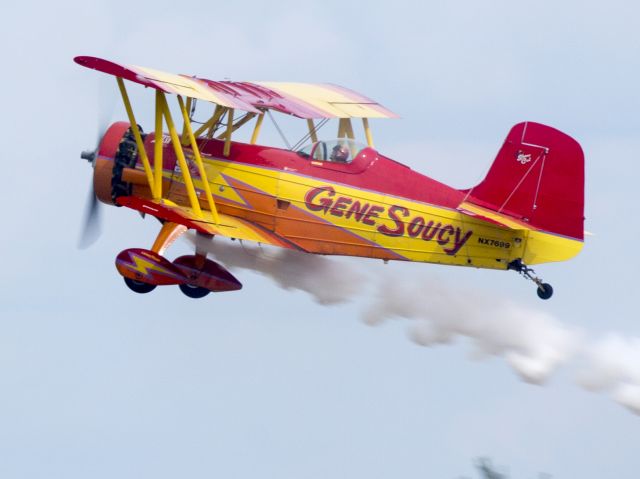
[465,122,584,240]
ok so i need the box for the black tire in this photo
[536,283,553,300]
[124,277,156,294]
[179,283,210,299]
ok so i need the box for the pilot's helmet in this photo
[331,144,350,162]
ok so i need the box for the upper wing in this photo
[74,56,398,119]
[116,196,297,250]
[74,56,260,112]
[255,81,398,119]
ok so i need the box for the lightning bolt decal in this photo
[116,249,185,283]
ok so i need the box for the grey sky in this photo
[2,1,639,478]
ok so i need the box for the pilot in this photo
[330,144,350,163]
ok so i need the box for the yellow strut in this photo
[307,119,318,143]
[116,77,155,194]
[157,92,203,217]
[205,106,226,139]
[337,118,354,139]
[216,113,256,140]
[337,118,347,138]
[362,118,374,148]
[344,118,355,140]
[177,95,220,224]
[153,90,164,199]
[193,105,225,139]
[180,97,193,145]
[223,108,234,156]
[251,113,264,144]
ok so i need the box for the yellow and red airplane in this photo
[75,56,584,300]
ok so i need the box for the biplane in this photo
[75,56,584,300]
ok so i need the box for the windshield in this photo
[297,139,368,164]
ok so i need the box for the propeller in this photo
[77,76,116,249]
[78,180,101,249]
[77,140,103,249]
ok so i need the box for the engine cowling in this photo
[93,121,149,205]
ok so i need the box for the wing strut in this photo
[157,92,203,217]
[362,118,374,147]
[193,105,226,139]
[176,95,220,223]
[114,76,222,222]
[337,118,355,139]
[116,77,156,195]
[153,90,164,199]
[223,108,235,156]
[307,119,318,143]
[217,112,257,140]
[250,113,265,144]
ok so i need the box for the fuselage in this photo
[96,122,579,270]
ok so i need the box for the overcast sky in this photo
[2,1,639,478]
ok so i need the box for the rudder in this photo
[465,122,584,241]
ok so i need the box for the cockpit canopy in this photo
[297,139,369,164]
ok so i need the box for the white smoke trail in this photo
[188,235,363,305]
[364,276,640,413]
[363,274,580,384]
[578,334,640,415]
[184,234,640,415]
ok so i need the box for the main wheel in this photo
[124,277,156,294]
[179,283,210,299]
[536,283,553,300]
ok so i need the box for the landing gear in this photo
[116,233,241,299]
[179,283,210,299]
[124,277,157,294]
[536,282,553,300]
[508,259,554,300]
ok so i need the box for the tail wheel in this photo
[124,277,156,294]
[536,283,553,300]
[509,259,554,300]
[179,283,210,299]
